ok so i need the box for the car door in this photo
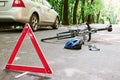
[31,0,50,25]
[41,0,57,24]
[38,3,50,25]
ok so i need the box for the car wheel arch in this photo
[52,16,60,29]
[57,16,60,24]
[30,12,40,22]
[29,12,40,31]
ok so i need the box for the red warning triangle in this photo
[5,23,52,74]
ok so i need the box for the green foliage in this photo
[48,0,117,24]
[48,0,63,20]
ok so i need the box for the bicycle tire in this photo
[41,36,58,41]
[86,23,91,42]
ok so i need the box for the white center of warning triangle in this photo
[13,35,43,67]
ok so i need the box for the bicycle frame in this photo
[41,24,112,42]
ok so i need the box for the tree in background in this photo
[48,0,117,25]
[48,0,63,22]
[63,0,69,25]
[86,0,94,24]
[73,0,79,24]
[81,0,85,23]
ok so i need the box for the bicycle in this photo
[41,23,112,42]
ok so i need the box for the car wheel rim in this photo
[31,16,38,30]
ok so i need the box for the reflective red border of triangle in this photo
[5,23,52,74]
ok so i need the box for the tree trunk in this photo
[78,13,81,24]
[60,0,63,22]
[62,0,69,25]
[81,0,85,23]
[87,0,94,24]
[87,15,91,24]
[73,0,79,24]
[96,11,100,23]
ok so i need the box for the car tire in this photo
[52,17,59,29]
[29,14,39,31]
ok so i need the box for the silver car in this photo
[0,0,59,31]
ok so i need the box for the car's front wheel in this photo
[29,14,39,31]
[52,17,59,29]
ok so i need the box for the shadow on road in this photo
[0,27,55,33]
[0,69,51,80]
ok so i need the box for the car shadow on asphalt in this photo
[0,27,54,33]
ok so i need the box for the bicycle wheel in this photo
[83,23,91,42]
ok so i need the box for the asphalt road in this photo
[0,24,120,80]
